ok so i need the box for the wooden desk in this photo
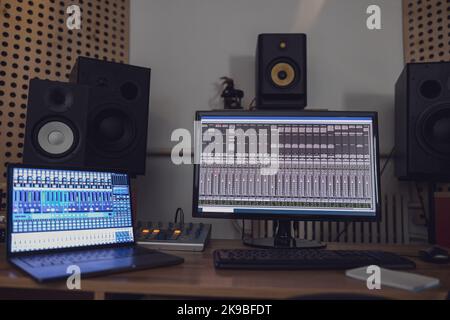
[0,240,449,300]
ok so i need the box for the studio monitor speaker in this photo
[70,57,151,175]
[395,62,450,181]
[24,79,89,166]
[256,33,307,110]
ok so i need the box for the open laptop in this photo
[6,164,184,282]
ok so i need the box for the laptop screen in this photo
[8,166,134,253]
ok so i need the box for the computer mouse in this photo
[419,246,450,264]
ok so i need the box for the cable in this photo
[415,182,429,226]
[174,207,185,226]
[293,221,299,238]
[381,147,395,177]
[272,220,278,237]
[247,97,256,110]
[334,222,351,242]
[232,219,244,236]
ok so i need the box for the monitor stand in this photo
[243,220,326,249]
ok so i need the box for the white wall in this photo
[130,0,404,239]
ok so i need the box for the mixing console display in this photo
[197,116,378,217]
[10,167,134,253]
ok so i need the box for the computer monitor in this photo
[7,165,134,253]
[193,111,381,248]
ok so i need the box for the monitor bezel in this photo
[6,163,136,257]
[192,110,381,222]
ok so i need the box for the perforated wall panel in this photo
[403,0,450,63]
[0,0,130,213]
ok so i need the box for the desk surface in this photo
[0,240,449,300]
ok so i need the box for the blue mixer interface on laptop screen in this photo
[10,167,134,253]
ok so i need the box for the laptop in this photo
[6,164,184,282]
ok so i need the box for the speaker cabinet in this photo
[70,57,151,175]
[395,62,450,181]
[23,79,89,166]
[256,34,307,110]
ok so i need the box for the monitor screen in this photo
[193,111,380,221]
[8,166,134,253]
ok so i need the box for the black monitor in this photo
[193,111,381,248]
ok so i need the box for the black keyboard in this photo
[214,249,416,270]
[21,246,152,268]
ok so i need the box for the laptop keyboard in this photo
[20,246,151,268]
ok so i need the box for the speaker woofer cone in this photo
[268,60,298,88]
[34,119,78,158]
[417,103,450,158]
[89,106,137,156]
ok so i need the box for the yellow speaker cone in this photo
[270,62,295,87]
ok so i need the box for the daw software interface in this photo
[195,113,380,219]
[9,167,134,253]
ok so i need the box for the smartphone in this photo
[346,266,440,292]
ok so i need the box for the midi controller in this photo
[135,221,211,252]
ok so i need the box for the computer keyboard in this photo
[214,249,416,270]
[21,246,152,268]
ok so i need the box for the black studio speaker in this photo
[24,79,89,166]
[256,33,307,110]
[70,57,151,175]
[395,62,450,181]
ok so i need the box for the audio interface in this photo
[135,221,211,252]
